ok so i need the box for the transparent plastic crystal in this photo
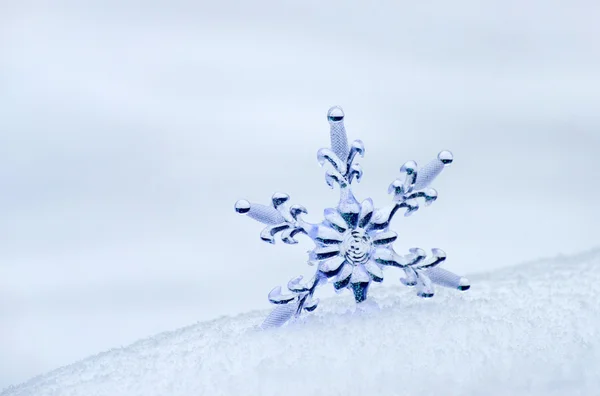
[235,106,469,328]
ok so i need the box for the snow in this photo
[3,249,600,396]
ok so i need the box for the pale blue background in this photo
[1,0,599,389]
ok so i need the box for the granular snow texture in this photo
[3,250,600,396]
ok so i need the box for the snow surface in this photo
[3,250,600,396]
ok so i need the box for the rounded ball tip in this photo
[272,192,290,201]
[327,106,345,122]
[458,277,470,291]
[234,200,251,214]
[438,150,453,166]
[400,160,418,174]
[271,192,290,208]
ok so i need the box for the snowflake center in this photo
[342,229,372,265]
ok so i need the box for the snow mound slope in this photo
[4,250,600,396]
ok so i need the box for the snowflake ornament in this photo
[235,106,470,328]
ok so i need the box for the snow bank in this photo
[3,250,600,396]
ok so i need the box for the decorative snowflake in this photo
[235,106,470,328]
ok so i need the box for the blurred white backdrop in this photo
[1,0,599,389]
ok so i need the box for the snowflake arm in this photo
[234,193,315,244]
